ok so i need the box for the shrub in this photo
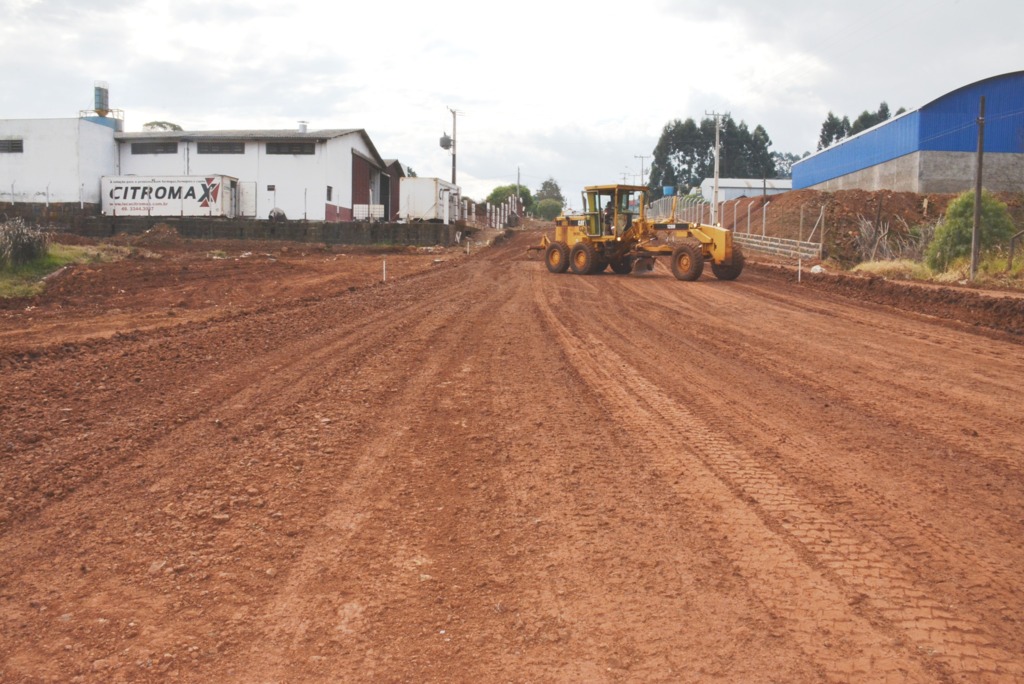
[534,198,564,221]
[0,218,50,268]
[925,191,1015,271]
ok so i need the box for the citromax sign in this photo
[101,175,235,217]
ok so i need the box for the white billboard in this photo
[101,175,238,217]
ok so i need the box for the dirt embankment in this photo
[722,188,1024,262]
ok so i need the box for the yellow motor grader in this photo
[533,184,743,281]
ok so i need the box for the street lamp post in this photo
[439,107,461,185]
[634,155,649,187]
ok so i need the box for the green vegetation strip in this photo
[0,244,128,298]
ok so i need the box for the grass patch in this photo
[852,259,932,280]
[0,243,131,298]
[851,253,1024,290]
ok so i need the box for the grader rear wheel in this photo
[544,241,570,273]
[570,242,599,275]
[711,245,745,280]
[670,240,704,281]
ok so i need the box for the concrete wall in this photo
[917,151,1024,193]
[66,216,458,247]
[808,152,923,192]
[807,150,1024,193]
[1,202,100,226]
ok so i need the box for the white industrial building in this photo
[0,118,118,208]
[113,128,389,221]
[1,96,393,221]
[699,177,792,202]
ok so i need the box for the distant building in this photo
[383,159,407,221]
[793,71,1024,193]
[0,118,118,209]
[699,177,792,202]
[115,128,388,221]
[0,86,398,221]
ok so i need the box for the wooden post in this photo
[971,96,986,280]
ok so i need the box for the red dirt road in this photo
[2,231,1023,682]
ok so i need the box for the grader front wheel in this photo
[670,241,704,281]
[544,241,570,273]
[570,242,598,275]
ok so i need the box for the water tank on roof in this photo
[94,81,110,117]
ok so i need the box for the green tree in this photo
[850,102,892,136]
[817,112,850,150]
[771,151,809,179]
[405,166,417,177]
[925,191,1015,270]
[534,198,563,221]
[143,121,183,131]
[819,102,901,149]
[649,117,707,196]
[486,184,534,212]
[648,115,778,198]
[534,178,565,206]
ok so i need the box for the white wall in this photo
[3,122,385,221]
[0,118,116,205]
[79,120,120,203]
[120,137,344,221]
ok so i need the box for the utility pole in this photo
[449,106,458,185]
[634,154,650,187]
[440,107,461,184]
[516,166,521,216]
[706,111,726,225]
[971,96,985,280]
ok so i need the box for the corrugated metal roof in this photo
[114,127,389,170]
[115,128,361,141]
[701,178,792,190]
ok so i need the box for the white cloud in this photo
[2,0,1022,203]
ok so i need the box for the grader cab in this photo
[536,184,744,281]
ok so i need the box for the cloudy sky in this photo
[2,0,1020,208]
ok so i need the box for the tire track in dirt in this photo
[0,264,495,680]
[0,265,460,530]
[534,268,1021,681]
[601,272,1024,562]
[602,272,1024,608]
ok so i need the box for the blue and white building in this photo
[793,71,1024,193]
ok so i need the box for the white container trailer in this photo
[101,175,238,217]
[399,177,460,223]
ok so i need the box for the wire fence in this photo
[645,195,824,260]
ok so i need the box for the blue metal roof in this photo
[793,71,1024,188]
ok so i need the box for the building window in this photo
[267,142,315,155]
[131,142,178,154]
[0,139,24,153]
[326,186,333,201]
[198,141,245,154]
